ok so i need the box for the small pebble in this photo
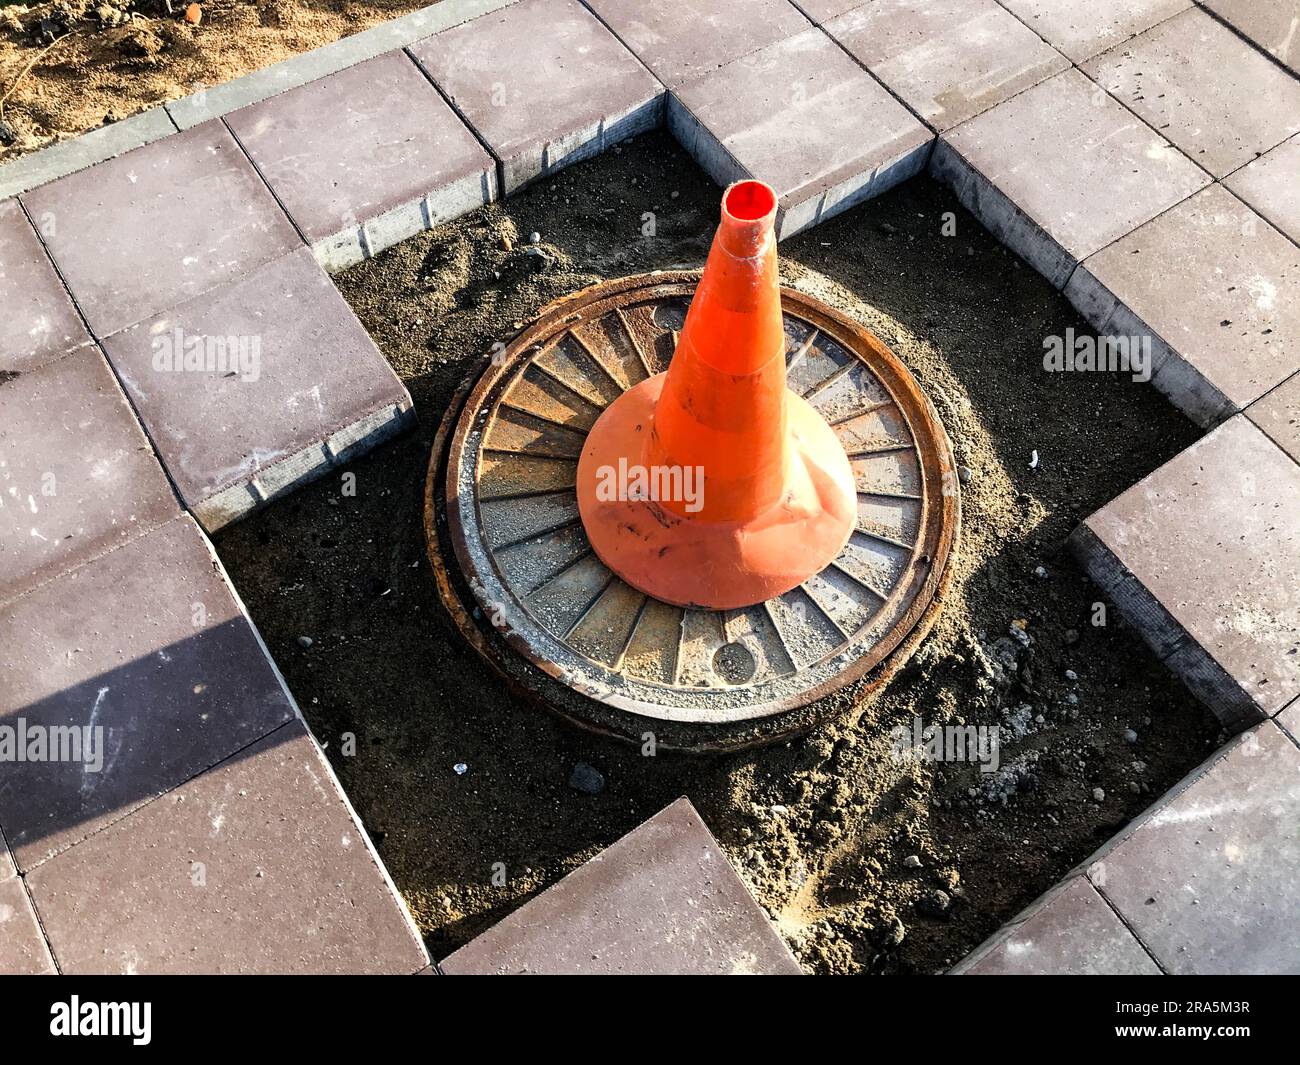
[957,465,973,485]
[1034,565,1049,579]
[770,804,789,816]
[917,889,951,918]
[453,762,468,775]
[1092,787,1106,802]
[886,916,906,945]
[528,231,541,244]
[903,854,922,869]
[1124,728,1139,745]
[1064,668,1078,681]
[297,635,313,648]
[1064,628,1080,645]
[568,762,605,795]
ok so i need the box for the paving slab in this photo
[932,68,1210,289]
[21,121,301,338]
[1087,722,1300,974]
[669,28,932,239]
[0,107,177,202]
[101,248,413,532]
[790,0,865,22]
[1071,416,1300,730]
[440,797,803,974]
[1084,7,1300,179]
[1279,698,1299,741]
[226,51,495,272]
[26,720,430,974]
[411,0,664,194]
[826,0,1069,132]
[0,515,296,871]
[1226,133,1300,245]
[951,875,1161,974]
[1201,0,1300,76]
[0,347,179,607]
[0,199,91,373]
[1065,183,1300,426]
[997,0,1192,62]
[1247,373,1300,464]
[0,878,56,975]
[584,0,809,85]
[166,0,522,129]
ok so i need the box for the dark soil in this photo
[215,130,1222,974]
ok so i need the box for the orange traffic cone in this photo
[576,180,857,610]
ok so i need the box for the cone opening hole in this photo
[724,181,777,222]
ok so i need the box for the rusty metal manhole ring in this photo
[425,271,960,750]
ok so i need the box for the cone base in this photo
[576,375,858,611]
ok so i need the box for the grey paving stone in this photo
[1248,373,1300,464]
[1279,698,1299,740]
[226,51,495,265]
[1084,8,1300,179]
[100,248,412,532]
[1201,0,1300,76]
[826,0,1069,132]
[411,0,664,194]
[21,121,300,338]
[997,0,1192,62]
[0,826,14,882]
[1226,133,1300,245]
[166,0,522,129]
[932,68,1209,289]
[0,515,296,871]
[0,198,90,373]
[952,876,1160,975]
[584,0,809,85]
[1071,416,1300,729]
[440,797,803,974]
[26,720,430,974]
[1065,184,1300,425]
[669,28,932,239]
[791,0,866,23]
[0,878,56,975]
[1088,722,1300,974]
[0,107,177,201]
[0,347,179,607]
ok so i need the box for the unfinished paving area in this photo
[1,0,1297,974]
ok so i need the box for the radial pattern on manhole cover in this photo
[426,272,959,749]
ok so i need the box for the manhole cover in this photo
[425,271,959,750]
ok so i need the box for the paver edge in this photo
[217,543,433,973]
[0,0,522,204]
[953,719,1294,974]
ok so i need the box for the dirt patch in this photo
[0,0,434,158]
[216,131,1222,974]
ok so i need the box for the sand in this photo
[215,132,1220,974]
[0,0,433,159]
